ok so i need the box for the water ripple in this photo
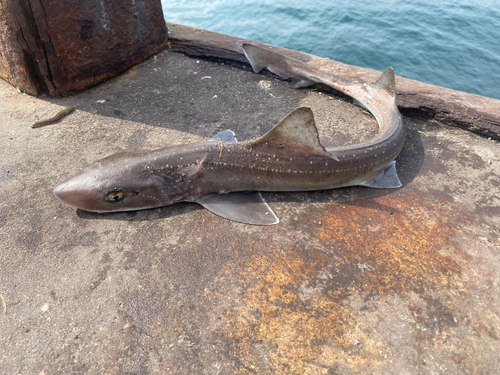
[163,0,500,99]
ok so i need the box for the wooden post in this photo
[0,0,167,96]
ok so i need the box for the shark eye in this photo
[105,190,125,202]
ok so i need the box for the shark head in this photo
[53,151,180,213]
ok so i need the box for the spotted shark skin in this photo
[53,45,405,225]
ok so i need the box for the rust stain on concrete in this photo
[205,190,477,374]
[313,190,470,298]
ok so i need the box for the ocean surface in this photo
[161,0,500,100]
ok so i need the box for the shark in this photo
[53,44,405,225]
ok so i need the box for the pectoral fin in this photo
[197,191,279,225]
[359,161,402,188]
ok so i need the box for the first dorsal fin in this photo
[249,107,338,161]
[368,67,396,98]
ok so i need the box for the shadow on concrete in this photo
[39,50,314,142]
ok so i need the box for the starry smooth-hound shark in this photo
[53,44,405,225]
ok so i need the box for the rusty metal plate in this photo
[0,0,166,96]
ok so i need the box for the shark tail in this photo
[243,43,397,97]
[242,44,269,73]
[241,43,291,75]
[242,43,317,88]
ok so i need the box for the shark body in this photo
[54,44,405,225]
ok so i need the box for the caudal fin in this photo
[242,44,269,73]
[241,43,316,88]
[242,44,287,74]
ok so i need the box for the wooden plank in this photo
[166,22,500,139]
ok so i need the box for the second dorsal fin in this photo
[248,107,338,160]
[367,67,396,98]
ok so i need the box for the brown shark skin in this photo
[53,107,404,213]
[54,45,405,216]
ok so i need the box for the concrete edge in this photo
[166,21,500,140]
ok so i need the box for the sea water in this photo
[161,0,500,100]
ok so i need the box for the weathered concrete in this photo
[166,22,500,140]
[0,49,499,374]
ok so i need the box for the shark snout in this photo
[54,180,82,209]
[53,167,173,213]
[53,180,76,202]
[53,173,101,211]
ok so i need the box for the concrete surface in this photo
[1,50,499,374]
